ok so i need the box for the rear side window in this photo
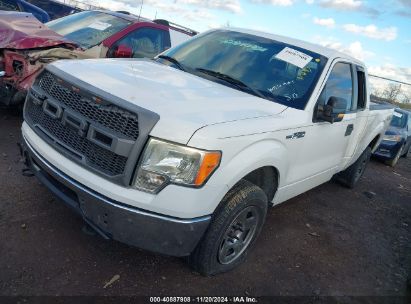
[356,67,367,110]
[108,27,170,59]
[318,62,353,112]
[0,0,19,11]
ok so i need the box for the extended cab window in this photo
[0,0,19,11]
[356,67,367,110]
[108,27,170,59]
[158,29,328,110]
[318,62,353,112]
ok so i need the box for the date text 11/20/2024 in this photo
[149,297,258,303]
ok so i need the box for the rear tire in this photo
[189,180,268,276]
[337,147,371,189]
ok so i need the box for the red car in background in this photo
[0,10,197,107]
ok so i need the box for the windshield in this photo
[46,11,131,49]
[158,30,328,109]
[390,110,407,128]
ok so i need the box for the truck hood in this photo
[50,58,287,144]
[0,12,77,49]
[385,126,406,136]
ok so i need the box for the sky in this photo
[66,0,411,100]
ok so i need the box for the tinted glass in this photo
[318,62,353,112]
[46,11,131,49]
[108,27,169,58]
[356,69,366,110]
[159,30,327,109]
[0,0,19,11]
[391,110,407,128]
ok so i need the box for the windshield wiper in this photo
[157,55,185,71]
[195,68,266,100]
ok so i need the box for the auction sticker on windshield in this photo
[88,21,112,31]
[275,47,313,69]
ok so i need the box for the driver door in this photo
[286,61,355,187]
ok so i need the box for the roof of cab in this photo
[395,108,410,115]
[97,10,152,23]
[223,27,364,66]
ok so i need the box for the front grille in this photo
[26,97,128,177]
[38,71,139,140]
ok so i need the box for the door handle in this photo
[345,124,354,136]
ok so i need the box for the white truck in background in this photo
[22,28,393,275]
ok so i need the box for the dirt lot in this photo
[0,107,410,298]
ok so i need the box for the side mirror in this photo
[318,96,347,123]
[114,44,133,58]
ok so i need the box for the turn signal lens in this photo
[194,152,221,186]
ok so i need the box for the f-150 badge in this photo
[286,131,306,139]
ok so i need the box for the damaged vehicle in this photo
[0,10,197,107]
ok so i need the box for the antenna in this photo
[369,74,411,86]
[138,0,144,21]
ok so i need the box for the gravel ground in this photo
[0,108,410,299]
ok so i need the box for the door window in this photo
[0,0,19,11]
[108,27,170,59]
[318,62,353,112]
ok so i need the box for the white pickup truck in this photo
[21,28,393,275]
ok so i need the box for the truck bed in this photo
[370,102,395,111]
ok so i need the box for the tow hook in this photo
[17,142,34,177]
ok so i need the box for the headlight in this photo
[383,134,402,142]
[134,138,221,193]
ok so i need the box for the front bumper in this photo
[373,140,403,160]
[22,136,211,257]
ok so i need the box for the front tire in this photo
[401,144,409,158]
[337,147,371,189]
[189,180,268,276]
[386,144,404,167]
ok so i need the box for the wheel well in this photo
[243,166,278,202]
[369,135,381,151]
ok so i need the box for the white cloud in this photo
[318,0,380,16]
[313,17,335,28]
[175,0,242,14]
[319,0,362,10]
[398,0,411,7]
[345,41,375,61]
[251,0,295,6]
[343,24,397,41]
[306,0,315,4]
[317,37,374,61]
